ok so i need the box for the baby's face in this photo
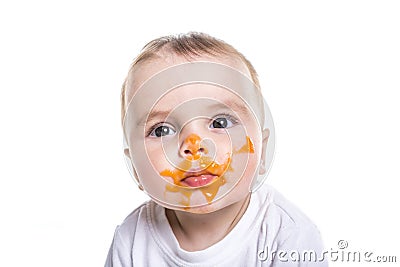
[124,54,266,213]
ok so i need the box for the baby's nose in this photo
[180,133,207,160]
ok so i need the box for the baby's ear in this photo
[124,148,144,191]
[259,128,270,175]
[124,148,131,158]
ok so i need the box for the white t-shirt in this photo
[105,185,329,266]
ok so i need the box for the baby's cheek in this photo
[134,145,166,174]
[145,144,166,160]
[230,149,259,183]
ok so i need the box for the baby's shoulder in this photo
[256,185,324,248]
[114,201,150,245]
[265,186,317,229]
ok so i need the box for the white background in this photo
[0,1,399,266]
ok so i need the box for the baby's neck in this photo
[165,194,251,252]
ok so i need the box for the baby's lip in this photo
[183,168,218,178]
[180,169,219,187]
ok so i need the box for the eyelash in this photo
[145,113,239,137]
[210,113,239,128]
[145,123,174,137]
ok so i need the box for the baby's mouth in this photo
[180,170,219,187]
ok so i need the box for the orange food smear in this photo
[183,133,208,161]
[165,184,192,206]
[235,136,255,154]
[199,176,227,203]
[161,135,254,207]
[187,133,200,146]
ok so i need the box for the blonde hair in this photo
[121,32,260,124]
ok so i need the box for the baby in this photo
[105,32,328,266]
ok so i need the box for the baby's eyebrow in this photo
[138,100,251,125]
[139,110,171,126]
[210,100,251,115]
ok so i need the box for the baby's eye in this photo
[149,125,176,137]
[210,115,237,129]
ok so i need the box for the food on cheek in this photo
[234,136,255,153]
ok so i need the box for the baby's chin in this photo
[153,199,223,214]
[161,192,249,214]
[179,202,226,214]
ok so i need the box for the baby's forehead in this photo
[125,54,252,103]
